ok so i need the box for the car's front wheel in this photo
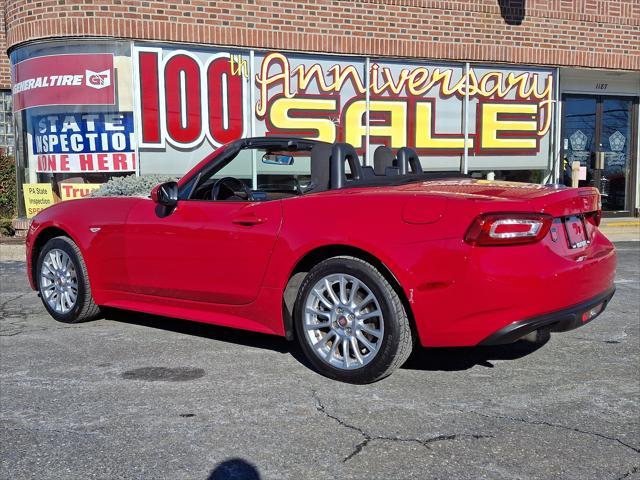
[294,256,414,383]
[37,236,101,323]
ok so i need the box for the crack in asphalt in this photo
[0,293,33,336]
[0,293,31,316]
[573,336,625,344]
[464,409,640,454]
[0,292,111,337]
[616,465,639,480]
[311,390,492,462]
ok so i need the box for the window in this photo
[0,91,15,156]
[188,144,315,201]
[256,150,312,194]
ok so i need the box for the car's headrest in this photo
[373,145,395,175]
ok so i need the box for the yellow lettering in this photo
[328,64,366,94]
[406,67,431,96]
[478,71,507,98]
[293,63,330,92]
[414,102,473,150]
[256,53,293,117]
[432,69,457,96]
[481,103,538,150]
[268,97,338,143]
[344,100,407,149]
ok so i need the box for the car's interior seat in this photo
[373,145,396,175]
[304,142,426,192]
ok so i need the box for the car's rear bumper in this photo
[478,287,616,345]
[403,227,617,347]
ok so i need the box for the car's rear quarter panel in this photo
[266,189,475,291]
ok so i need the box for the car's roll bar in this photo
[396,147,423,175]
[329,143,364,189]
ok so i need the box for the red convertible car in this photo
[26,137,616,383]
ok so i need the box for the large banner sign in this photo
[134,46,554,174]
[33,112,136,173]
[255,54,553,154]
[12,53,116,111]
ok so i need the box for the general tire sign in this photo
[12,54,116,111]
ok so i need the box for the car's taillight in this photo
[585,210,602,227]
[464,213,553,246]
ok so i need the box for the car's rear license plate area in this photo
[564,215,589,249]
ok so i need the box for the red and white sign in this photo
[12,54,115,111]
[36,152,136,173]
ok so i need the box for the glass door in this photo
[562,96,597,186]
[599,98,633,212]
[562,94,638,215]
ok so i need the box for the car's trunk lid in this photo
[389,179,603,255]
[391,179,597,215]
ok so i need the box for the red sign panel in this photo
[12,54,115,111]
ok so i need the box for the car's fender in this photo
[27,197,143,298]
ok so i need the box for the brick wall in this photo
[3,0,640,71]
[0,0,10,89]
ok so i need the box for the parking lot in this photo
[1,243,638,480]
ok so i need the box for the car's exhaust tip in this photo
[520,328,551,345]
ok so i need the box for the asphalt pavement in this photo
[1,244,638,480]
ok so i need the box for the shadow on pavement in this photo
[103,307,315,370]
[103,308,545,373]
[207,458,261,480]
[103,307,291,354]
[403,340,546,371]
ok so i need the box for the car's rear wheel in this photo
[37,236,101,323]
[294,256,414,383]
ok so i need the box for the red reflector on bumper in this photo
[582,303,604,323]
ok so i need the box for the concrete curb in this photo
[0,243,26,262]
[602,221,640,228]
[600,219,640,242]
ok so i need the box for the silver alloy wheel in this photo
[40,248,78,314]
[304,273,384,370]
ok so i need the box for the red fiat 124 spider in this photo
[26,138,616,383]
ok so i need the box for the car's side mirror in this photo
[151,181,178,207]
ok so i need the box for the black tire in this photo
[36,236,101,323]
[294,256,414,384]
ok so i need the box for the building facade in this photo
[2,0,639,217]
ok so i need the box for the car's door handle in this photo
[232,214,267,226]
